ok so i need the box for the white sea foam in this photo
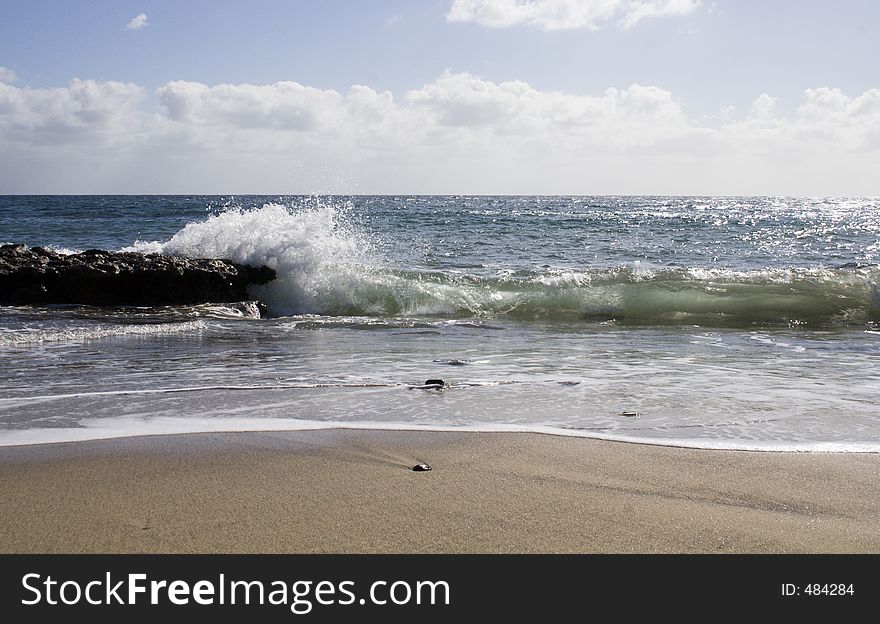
[45,244,80,255]
[0,320,205,346]
[122,239,163,254]
[1,417,877,452]
[129,202,378,316]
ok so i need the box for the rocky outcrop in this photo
[0,244,276,306]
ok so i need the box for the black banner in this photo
[0,555,875,620]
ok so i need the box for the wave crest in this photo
[128,202,880,326]
[318,265,880,326]
[129,201,377,316]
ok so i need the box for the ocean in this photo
[1,195,878,451]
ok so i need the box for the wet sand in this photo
[0,430,877,553]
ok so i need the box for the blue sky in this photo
[1,1,879,194]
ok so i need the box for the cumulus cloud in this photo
[405,71,689,148]
[0,66,16,84]
[156,81,346,131]
[719,87,880,154]
[618,0,701,29]
[1,71,879,194]
[446,0,701,30]
[0,78,144,145]
[125,13,149,30]
[750,93,777,119]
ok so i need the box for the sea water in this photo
[1,195,878,451]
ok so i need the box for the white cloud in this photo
[0,79,144,145]
[125,13,149,30]
[750,93,777,119]
[1,72,879,194]
[618,0,702,29]
[405,71,688,148]
[0,66,16,84]
[156,81,346,131]
[446,0,701,31]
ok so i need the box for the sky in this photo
[0,0,878,195]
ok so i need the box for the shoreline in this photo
[1,429,877,554]
[3,420,879,453]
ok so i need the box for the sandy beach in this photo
[0,430,877,554]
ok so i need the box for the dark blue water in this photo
[4,195,880,271]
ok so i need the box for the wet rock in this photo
[408,379,447,390]
[412,463,432,472]
[0,243,276,307]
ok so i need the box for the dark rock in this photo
[412,463,432,472]
[423,379,445,387]
[0,244,276,307]
[244,264,276,285]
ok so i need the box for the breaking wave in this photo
[127,203,880,327]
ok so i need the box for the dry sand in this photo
[0,430,877,553]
